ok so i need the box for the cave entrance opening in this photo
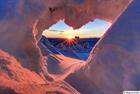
[40,19,111,61]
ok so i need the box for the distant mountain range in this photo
[40,36,100,60]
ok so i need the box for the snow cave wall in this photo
[0,0,131,78]
[0,0,132,93]
[66,0,140,94]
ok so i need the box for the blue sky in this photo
[43,19,112,38]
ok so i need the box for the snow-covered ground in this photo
[39,36,88,82]
[46,54,85,81]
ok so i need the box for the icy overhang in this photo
[35,0,132,32]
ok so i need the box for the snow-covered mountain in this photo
[40,36,99,60]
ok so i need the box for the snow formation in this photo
[66,0,140,94]
[0,0,133,94]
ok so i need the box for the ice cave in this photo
[0,0,140,94]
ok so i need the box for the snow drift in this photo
[0,0,133,94]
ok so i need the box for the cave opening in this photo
[40,19,111,61]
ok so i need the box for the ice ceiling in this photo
[35,0,131,31]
